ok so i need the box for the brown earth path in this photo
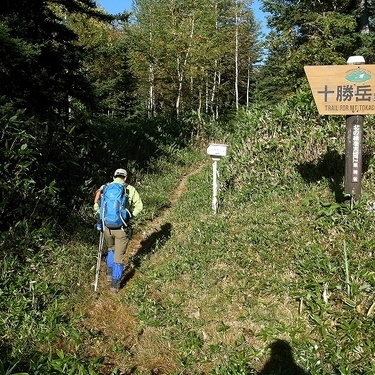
[127,160,209,264]
[80,161,210,374]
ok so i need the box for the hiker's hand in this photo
[94,203,99,214]
[125,225,133,239]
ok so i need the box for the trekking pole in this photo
[94,230,104,292]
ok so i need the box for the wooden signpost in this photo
[304,57,375,206]
[304,64,375,115]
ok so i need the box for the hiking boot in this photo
[110,278,121,294]
[106,267,112,282]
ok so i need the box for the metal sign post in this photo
[207,143,228,214]
[212,157,219,213]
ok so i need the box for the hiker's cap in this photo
[114,168,127,178]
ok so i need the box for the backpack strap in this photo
[122,183,132,220]
[123,183,129,197]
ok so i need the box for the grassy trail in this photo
[80,161,210,373]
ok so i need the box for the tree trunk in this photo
[358,0,370,34]
[246,56,250,108]
[148,62,154,118]
[176,16,195,118]
[211,61,218,118]
[235,11,239,111]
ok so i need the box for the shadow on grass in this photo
[297,147,372,204]
[257,340,309,375]
[122,222,172,284]
[296,148,345,202]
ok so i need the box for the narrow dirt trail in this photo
[128,160,208,259]
[80,162,209,374]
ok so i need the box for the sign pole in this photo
[344,56,365,206]
[207,143,228,215]
[344,115,364,205]
[212,158,218,214]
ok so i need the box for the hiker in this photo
[94,168,143,294]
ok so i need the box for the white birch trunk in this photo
[211,61,218,118]
[246,56,250,108]
[176,16,195,117]
[148,62,154,118]
[198,88,202,120]
[235,11,239,111]
[216,71,221,119]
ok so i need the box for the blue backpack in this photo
[99,183,130,229]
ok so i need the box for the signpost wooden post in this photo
[304,56,375,206]
[344,115,363,204]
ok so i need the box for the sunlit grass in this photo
[2,105,375,374]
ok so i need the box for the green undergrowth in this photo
[0,145,205,375]
[2,98,375,374]
[118,100,375,374]
[122,167,375,374]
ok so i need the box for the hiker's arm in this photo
[93,185,104,213]
[129,187,143,217]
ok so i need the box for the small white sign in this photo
[207,143,228,158]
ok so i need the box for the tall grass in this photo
[0,139,204,374]
[1,94,375,374]
[117,97,375,373]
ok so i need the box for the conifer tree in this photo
[257,0,375,103]
[0,0,108,118]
